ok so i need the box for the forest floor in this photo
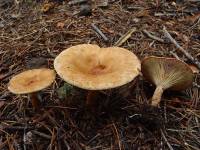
[0,0,200,149]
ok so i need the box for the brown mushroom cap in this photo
[141,56,194,90]
[54,44,141,90]
[8,68,56,94]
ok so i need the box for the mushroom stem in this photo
[29,92,40,110]
[86,91,97,108]
[151,86,164,106]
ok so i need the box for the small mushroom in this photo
[54,44,141,108]
[8,68,56,110]
[141,56,194,107]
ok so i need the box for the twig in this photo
[49,128,56,150]
[69,119,87,140]
[114,28,136,46]
[112,123,122,150]
[195,117,200,132]
[45,106,77,110]
[86,133,101,145]
[3,126,34,130]
[47,48,56,58]
[163,26,200,69]
[160,129,174,150]
[23,110,27,150]
[91,23,109,42]
[0,72,15,81]
[143,29,164,42]
[193,82,200,88]
[154,12,178,17]
[68,0,87,5]
[0,139,8,150]
[32,130,52,139]
[170,51,180,60]
[0,92,11,100]
[63,140,71,150]
[166,129,197,133]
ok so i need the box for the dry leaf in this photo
[135,9,149,17]
[182,34,189,43]
[165,21,175,27]
[56,22,65,28]
[41,2,54,13]
[185,13,200,24]
[171,2,176,7]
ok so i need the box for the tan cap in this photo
[8,68,56,94]
[141,56,194,91]
[54,44,141,90]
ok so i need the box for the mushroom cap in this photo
[8,68,56,94]
[141,56,194,90]
[54,44,141,90]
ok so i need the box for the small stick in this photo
[91,23,109,42]
[23,110,27,150]
[143,29,164,42]
[63,140,71,149]
[68,0,87,5]
[112,123,122,150]
[114,28,136,46]
[3,126,34,131]
[160,129,174,150]
[0,139,8,150]
[45,106,77,110]
[86,133,101,145]
[0,92,11,100]
[170,51,180,60]
[193,82,200,88]
[195,117,200,132]
[32,130,52,139]
[163,26,200,69]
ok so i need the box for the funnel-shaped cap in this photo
[54,44,141,90]
[142,56,194,90]
[8,68,56,94]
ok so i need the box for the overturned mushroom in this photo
[54,44,141,108]
[8,68,56,110]
[141,56,194,107]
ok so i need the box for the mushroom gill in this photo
[141,56,194,107]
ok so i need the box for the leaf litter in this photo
[0,0,200,149]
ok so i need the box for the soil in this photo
[0,0,200,150]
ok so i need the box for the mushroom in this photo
[8,68,56,110]
[54,44,141,108]
[141,56,194,107]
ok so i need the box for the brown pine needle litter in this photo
[0,1,200,149]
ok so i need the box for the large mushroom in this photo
[8,68,56,110]
[54,44,141,107]
[141,56,194,107]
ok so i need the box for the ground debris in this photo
[0,1,199,149]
